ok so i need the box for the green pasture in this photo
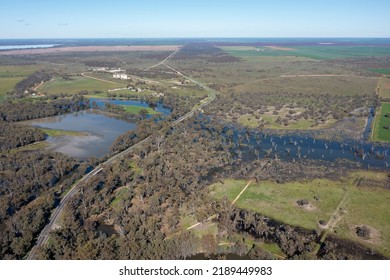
[372,102,390,142]
[40,128,89,137]
[221,46,390,60]
[210,176,390,257]
[39,76,121,95]
[368,68,390,75]
[122,105,158,115]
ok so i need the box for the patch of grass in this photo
[0,65,40,78]
[367,68,390,75]
[4,141,48,154]
[0,65,42,100]
[377,76,390,99]
[372,102,390,142]
[122,105,158,114]
[40,76,120,95]
[222,46,390,60]
[335,185,390,257]
[0,77,22,99]
[41,128,89,137]
[210,175,390,257]
[210,178,347,230]
[110,187,130,209]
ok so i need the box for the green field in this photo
[377,75,390,99]
[221,46,390,60]
[210,178,346,230]
[40,76,122,95]
[210,175,390,256]
[368,68,390,75]
[122,105,158,114]
[40,128,89,137]
[0,65,41,99]
[0,77,22,99]
[372,102,390,142]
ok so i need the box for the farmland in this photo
[372,102,390,142]
[0,65,41,98]
[209,172,390,257]
[39,76,122,95]
[0,39,389,260]
[377,75,390,99]
[221,45,390,60]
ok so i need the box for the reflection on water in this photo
[231,128,389,169]
[89,98,171,116]
[26,111,136,159]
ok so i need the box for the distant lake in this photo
[25,111,136,159]
[0,44,57,50]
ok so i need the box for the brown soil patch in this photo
[302,202,317,211]
[353,225,382,246]
[384,78,390,89]
[265,46,295,51]
[0,45,181,55]
[295,201,317,211]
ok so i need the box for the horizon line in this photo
[1,36,390,40]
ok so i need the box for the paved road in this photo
[146,48,180,70]
[26,52,216,260]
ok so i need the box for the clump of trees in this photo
[0,95,89,122]
[12,70,53,98]
[0,150,85,259]
[0,123,45,151]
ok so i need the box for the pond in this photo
[26,110,136,159]
[23,99,172,159]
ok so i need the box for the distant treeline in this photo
[173,42,241,63]
[13,70,53,97]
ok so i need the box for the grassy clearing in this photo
[377,75,390,99]
[0,77,23,99]
[40,128,89,137]
[4,141,48,154]
[109,187,131,209]
[0,65,40,77]
[210,175,390,257]
[372,102,390,142]
[122,105,158,114]
[40,76,120,95]
[221,46,390,60]
[238,112,317,130]
[0,65,41,99]
[210,178,346,230]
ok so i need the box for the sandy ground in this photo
[0,45,181,55]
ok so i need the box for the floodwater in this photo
[23,99,172,159]
[26,111,136,159]
[230,128,389,169]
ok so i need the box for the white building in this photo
[113,73,128,80]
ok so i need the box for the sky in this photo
[1,0,389,39]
